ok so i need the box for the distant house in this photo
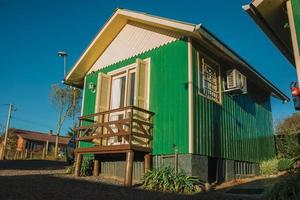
[15,129,70,153]
[65,9,289,186]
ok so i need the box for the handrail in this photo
[76,106,155,151]
[79,105,154,120]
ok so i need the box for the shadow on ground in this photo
[0,160,68,170]
[0,160,259,200]
[0,174,257,200]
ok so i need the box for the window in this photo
[128,72,136,106]
[110,75,126,109]
[198,53,221,103]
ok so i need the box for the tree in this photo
[0,128,18,159]
[67,126,77,137]
[275,113,300,135]
[50,84,81,157]
[275,113,300,159]
[0,128,17,149]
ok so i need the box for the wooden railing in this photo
[75,106,154,152]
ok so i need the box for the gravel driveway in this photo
[0,160,259,200]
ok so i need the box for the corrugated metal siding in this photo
[83,39,189,154]
[192,45,275,162]
[88,21,183,73]
[101,161,144,181]
[292,0,300,52]
[79,73,98,148]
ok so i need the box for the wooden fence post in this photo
[24,149,28,159]
[125,151,134,187]
[14,151,18,160]
[42,148,45,160]
[93,159,100,176]
[144,153,151,173]
[74,154,83,177]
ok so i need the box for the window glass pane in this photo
[111,76,126,109]
[120,76,126,107]
[198,56,220,102]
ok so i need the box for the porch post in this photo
[144,153,151,173]
[125,150,134,186]
[93,158,100,176]
[74,153,83,177]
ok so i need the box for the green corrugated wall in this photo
[292,0,300,52]
[192,44,275,162]
[81,38,276,162]
[81,39,189,154]
[79,73,98,148]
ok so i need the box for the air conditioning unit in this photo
[225,69,247,94]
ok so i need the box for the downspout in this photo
[188,37,194,154]
[287,0,300,85]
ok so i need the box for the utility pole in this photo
[57,51,67,78]
[1,103,13,160]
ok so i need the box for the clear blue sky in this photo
[0,0,297,135]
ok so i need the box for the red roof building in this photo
[15,129,71,153]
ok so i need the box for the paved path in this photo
[0,160,260,200]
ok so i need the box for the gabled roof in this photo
[65,8,289,102]
[15,129,70,145]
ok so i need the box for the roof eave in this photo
[194,24,290,102]
[242,2,295,66]
[65,8,289,102]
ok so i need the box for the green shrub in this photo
[80,157,93,176]
[264,176,300,200]
[142,167,202,194]
[260,159,279,176]
[65,163,75,174]
[278,159,294,172]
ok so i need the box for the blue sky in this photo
[0,0,297,135]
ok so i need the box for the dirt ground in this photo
[0,160,260,200]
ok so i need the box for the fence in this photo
[2,148,67,161]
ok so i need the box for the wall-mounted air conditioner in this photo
[225,69,247,94]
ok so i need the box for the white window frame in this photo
[107,58,151,109]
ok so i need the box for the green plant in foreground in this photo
[260,159,279,176]
[142,167,201,194]
[80,158,93,176]
[278,159,294,172]
[65,164,75,174]
[264,176,300,200]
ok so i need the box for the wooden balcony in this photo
[74,106,154,186]
[74,106,154,154]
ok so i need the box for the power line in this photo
[10,116,54,130]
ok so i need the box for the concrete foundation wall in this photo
[96,153,145,182]
[96,153,260,183]
[153,154,260,183]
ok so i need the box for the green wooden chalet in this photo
[65,8,289,186]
